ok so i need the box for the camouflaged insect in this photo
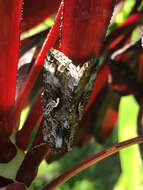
[43,48,98,154]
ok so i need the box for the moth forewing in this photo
[43,48,98,154]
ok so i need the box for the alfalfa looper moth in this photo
[42,48,98,154]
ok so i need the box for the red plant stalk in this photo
[44,135,143,190]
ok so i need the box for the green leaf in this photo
[114,95,142,190]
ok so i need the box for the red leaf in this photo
[16,143,49,186]
[138,53,143,83]
[130,0,142,14]
[105,11,143,52]
[16,95,43,150]
[81,85,120,143]
[0,125,17,163]
[109,59,142,96]
[21,0,61,32]
[30,122,45,148]
[85,63,110,112]
[0,176,13,188]
[79,63,119,143]
[16,3,63,113]
[20,29,49,56]
[91,88,119,142]
[0,0,22,134]
[60,0,116,65]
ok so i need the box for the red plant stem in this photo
[15,2,63,113]
[44,135,143,190]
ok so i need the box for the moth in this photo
[42,48,99,154]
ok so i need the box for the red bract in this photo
[1,0,143,189]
